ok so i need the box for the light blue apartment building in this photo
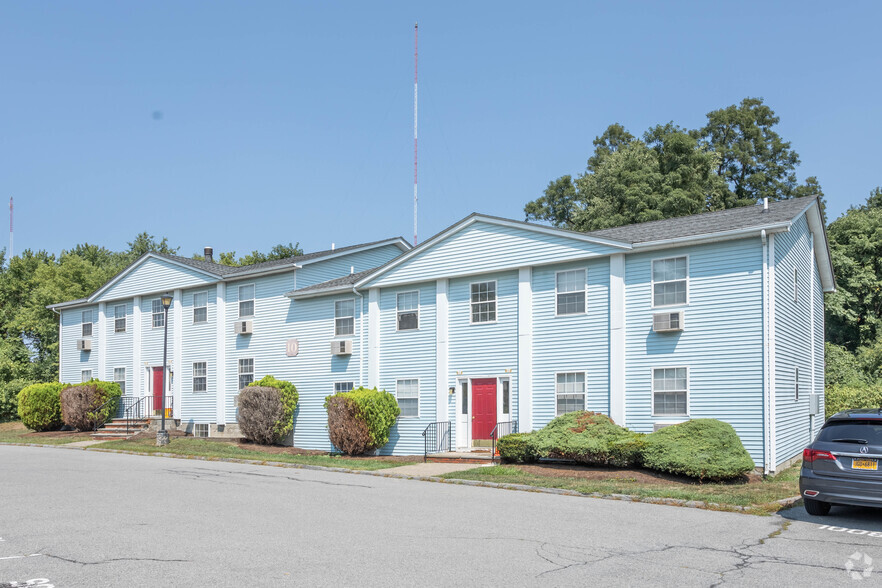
[50,196,834,473]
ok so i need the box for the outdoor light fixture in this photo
[157,293,173,446]
[449,386,456,395]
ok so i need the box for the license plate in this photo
[853,459,878,470]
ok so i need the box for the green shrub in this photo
[60,380,122,431]
[530,411,644,467]
[497,432,538,463]
[17,382,66,431]
[825,384,882,418]
[324,387,400,455]
[642,419,755,481]
[0,379,33,423]
[236,375,299,444]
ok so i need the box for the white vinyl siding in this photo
[81,369,92,383]
[193,292,208,323]
[81,310,93,337]
[396,379,419,417]
[335,299,355,336]
[334,381,354,393]
[238,285,254,318]
[396,291,419,330]
[193,362,207,393]
[470,281,496,323]
[152,299,165,328]
[652,367,688,416]
[113,304,126,333]
[652,256,688,307]
[555,372,585,416]
[556,269,586,315]
[113,367,126,394]
[238,358,254,391]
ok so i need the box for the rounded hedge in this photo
[642,419,755,481]
[60,380,122,431]
[238,375,298,444]
[324,387,399,455]
[18,382,66,431]
[0,379,33,423]
[529,411,645,467]
[497,432,539,463]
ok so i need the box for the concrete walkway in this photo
[64,439,109,448]
[382,461,488,476]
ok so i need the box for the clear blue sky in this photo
[2,1,880,258]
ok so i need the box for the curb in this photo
[1,441,801,515]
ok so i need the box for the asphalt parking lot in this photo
[1,445,880,587]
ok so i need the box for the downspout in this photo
[353,286,364,388]
[761,229,770,475]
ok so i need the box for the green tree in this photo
[125,232,179,262]
[194,242,303,267]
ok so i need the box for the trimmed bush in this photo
[642,419,755,481]
[497,432,539,463]
[239,375,299,444]
[325,387,400,455]
[60,380,122,431]
[529,411,645,467]
[825,384,882,418]
[17,382,66,431]
[0,379,33,423]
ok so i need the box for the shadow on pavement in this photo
[780,503,882,531]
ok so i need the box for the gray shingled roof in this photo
[288,269,375,297]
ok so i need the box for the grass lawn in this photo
[97,435,417,471]
[0,421,94,445]
[442,462,802,513]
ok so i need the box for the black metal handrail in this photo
[491,420,518,462]
[422,421,451,462]
[124,397,147,434]
[92,396,121,431]
[93,395,174,433]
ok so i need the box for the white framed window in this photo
[152,299,165,328]
[652,256,688,307]
[113,367,126,394]
[793,268,799,302]
[193,362,207,393]
[238,284,255,318]
[81,310,93,337]
[334,381,354,394]
[81,369,92,383]
[556,269,586,315]
[193,292,208,324]
[238,358,254,390]
[396,379,419,417]
[113,304,126,333]
[652,367,688,416]
[795,367,799,401]
[335,299,355,336]
[193,423,209,438]
[470,281,497,323]
[396,291,419,331]
[555,372,585,416]
[502,379,510,415]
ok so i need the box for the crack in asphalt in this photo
[39,553,189,566]
[166,467,371,488]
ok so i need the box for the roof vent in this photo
[204,247,214,263]
[331,243,336,251]
[350,265,354,275]
[763,197,769,212]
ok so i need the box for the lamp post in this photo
[156,293,173,446]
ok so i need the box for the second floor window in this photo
[81,310,93,337]
[238,285,254,318]
[114,304,126,333]
[397,291,419,330]
[652,256,687,307]
[335,299,354,336]
[193,292,208,323]
[152,299,165,328]
[470,281,496,323]
[556,270,586,315]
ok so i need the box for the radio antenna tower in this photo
[8,197,12,261]
[413,22,418,246]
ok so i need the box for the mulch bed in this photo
[512,462,762,486]
[22,430,94,440]
[234,440,416,462]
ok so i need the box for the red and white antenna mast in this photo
[8,197,12,261]
[413,22,418,246]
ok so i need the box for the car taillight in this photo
[803,448,836,463]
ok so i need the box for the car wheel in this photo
[804,497,831,516]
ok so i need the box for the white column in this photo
[173,289,183,419]
[436,279,449,423]
[132,296,141,397]
[769,234,777,472]
[609,254,626,426]
[368,288,380,388]
[58,311,64,383]
[517,267,533,432]
[809,233,816,439]
[97,302,107,381]
[216,283,227,424]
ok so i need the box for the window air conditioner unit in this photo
[234,320,253,335]
[77,339,92,352]
[652,311,684,333]
[331,340,352,356]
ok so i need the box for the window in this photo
[193,362,207,393]
[81,369,92,383]
[81,310,93,337]
[193,292,208,324]
[795,367,800,401]
[556,270,586,315]
[460,381,469,415]
[238,285,254,318]
[335,299,355,336]
[653,367,688,416]
[396,291,419,331]
[238,358,254,390]
[470,281,497,323]
[556,372,585,416]
[397,379,419,417]
[113,305,126,333]
[152,299,165,328]
[502,379,510,415]
[113,367,126,394]
[193,423,209,438]
[652,257,688,307]
[794,268,799,302]
[334,382,354,393]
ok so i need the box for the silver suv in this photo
[799,409,882,516]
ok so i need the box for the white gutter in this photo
[631,223,792,252]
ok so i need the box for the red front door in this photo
[471,378,497,441]
[152,367,164,414]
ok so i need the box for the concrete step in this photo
[425,451,495,464]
